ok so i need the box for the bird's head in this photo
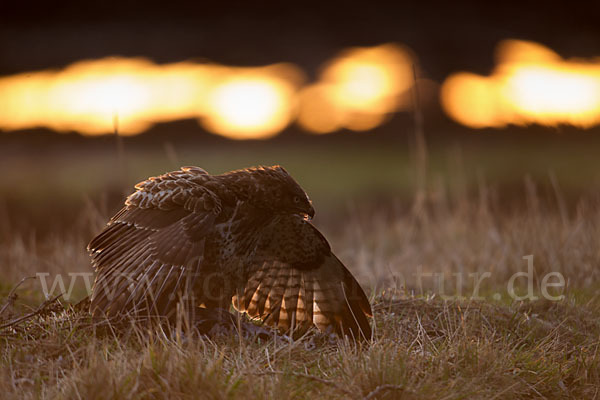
[236,165,315,219]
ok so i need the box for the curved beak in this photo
[307,204,315,219]
[297,202,315,220]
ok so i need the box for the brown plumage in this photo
[88,165,372,340]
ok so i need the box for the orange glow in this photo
[0,58,302,139]
[0,45,418,138]
[296,84,344,134]
[202,65,302,139]
[441,40,600,129]
[297,43,415,133]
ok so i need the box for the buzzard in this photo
[88,165,372,340]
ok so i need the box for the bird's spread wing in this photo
[233,215,372,340]
[88,167,221,318]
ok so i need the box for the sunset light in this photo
[202,66,303,139]
[297,43,415,133]
[0,44,418,138]
[441,40,600,129]
[0,58,302,139]
[5,40,595,137]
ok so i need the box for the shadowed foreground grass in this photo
[0,296,598,399]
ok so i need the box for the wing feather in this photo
[233,215,372,340]
[88,168,221,319]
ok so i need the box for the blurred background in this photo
[1,0,600,234]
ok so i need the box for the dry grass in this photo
[0,296,598,399]
[1,188,600,399]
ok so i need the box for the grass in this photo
[1,138,600,398]
[1,190,600,399]
[3,136,600,230]
[1,293,598,398]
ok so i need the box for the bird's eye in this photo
[293,196,301,204]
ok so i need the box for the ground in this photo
[1,138,599,399]
[1,285,599,398]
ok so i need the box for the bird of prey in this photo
[88,165,372,340]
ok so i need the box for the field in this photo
[1,136,600,399]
